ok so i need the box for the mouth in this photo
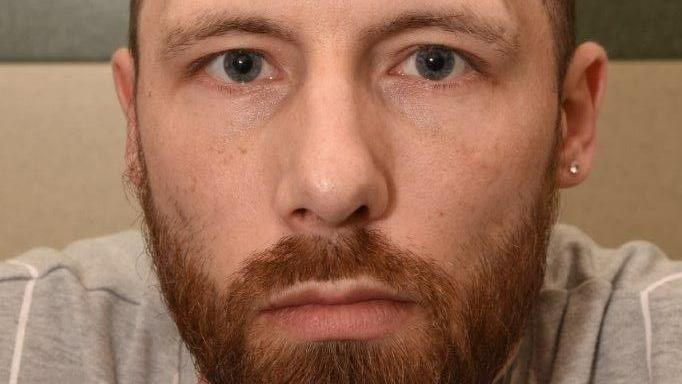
[256,277,420,342]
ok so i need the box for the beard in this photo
[132,134,559,384]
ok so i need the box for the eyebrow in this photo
[161,13,297,61]
[160,9,519,61]
[361,11,519,56]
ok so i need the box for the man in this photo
[1,0,681,383]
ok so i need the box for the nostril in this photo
[290,205,369,228]
[293,208,308,218]
[351,205,369,221]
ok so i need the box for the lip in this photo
[256,277,420,342]
[260,277,415,311]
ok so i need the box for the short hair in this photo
[128,0,142,71]
[544,0,576,86]
[128,0,575,86]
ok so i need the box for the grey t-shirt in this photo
[1,224,681,383]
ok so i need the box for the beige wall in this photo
[559,62,682,259]
[1,64,137,259]
[1,62,681,260]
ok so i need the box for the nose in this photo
[274,74,390,233]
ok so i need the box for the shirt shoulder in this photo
[531,224,682,383]
[1,230,151,302]
[0,231,188,383]
[546,223,682,293]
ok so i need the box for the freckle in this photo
[188,174,198,193]
[147,91,152,98]
[438,211,444,218]
[239,146,248,155]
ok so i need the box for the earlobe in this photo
[556,42,608,188]
[111,48,144,190]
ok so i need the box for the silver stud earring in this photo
[569,162,580,175]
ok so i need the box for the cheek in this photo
[136,83,287,278]
[138,78,286,201]
[382,82,556,263]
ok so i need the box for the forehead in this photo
[154,0,517,20]
[139,0,545,44]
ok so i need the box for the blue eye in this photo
[206,49,276,84]
[225,50,262,82]
[399,46,468,81]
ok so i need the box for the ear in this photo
[112,48,144,189]
[556,42,608,188]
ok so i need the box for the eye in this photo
[397,46,468,81]
[205,49,276,84]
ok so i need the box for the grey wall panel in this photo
[577,0,682,59]
[0,0,128,61]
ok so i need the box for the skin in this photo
[112,0,607,381]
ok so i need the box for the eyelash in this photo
[186,45,488,94]
[392,45,488,89]
[184,49,280,96]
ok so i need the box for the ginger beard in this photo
[132,132,560,384]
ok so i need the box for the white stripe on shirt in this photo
[640,272,682,383]
[6,260,39,384]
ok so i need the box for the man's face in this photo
[130,0,561,382]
